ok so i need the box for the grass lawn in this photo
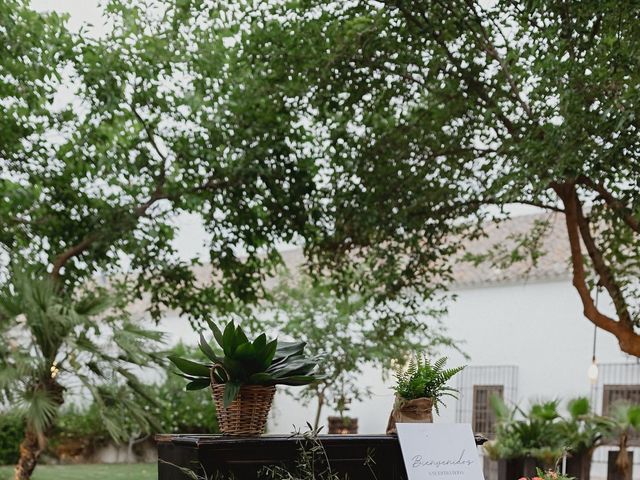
[0,463,156,480]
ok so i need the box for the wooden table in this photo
[156,433,488,480]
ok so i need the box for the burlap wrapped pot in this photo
[386,396,434,434]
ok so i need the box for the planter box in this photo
[157,434,487,480]
[490,450,593,480]
[495,457,525,480]
[565,448,593,480]
[607,450,634,480]
[327,416,358,434]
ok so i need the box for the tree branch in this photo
[573,189,633,328]
[515,199,564,213]
[50,188,169,281]
[553,181,640,356]
[577,174,640,233]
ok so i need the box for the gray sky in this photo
[32,0,105,34]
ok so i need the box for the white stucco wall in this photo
[251,277,631,434]
[158,276,635,432]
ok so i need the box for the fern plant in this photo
[393,355,464,413]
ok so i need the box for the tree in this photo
[0,267,163,480]
[1,0,319,318]
[605,403,640,480]
[247,274,452,430]
[1,2,322,477]
[230,0,640,356]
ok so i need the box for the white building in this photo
[159,213,639,479]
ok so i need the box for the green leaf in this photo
[235,325,249,345]
[223,382,241,407]
[275,375,319,386]
[206,319,224,348]
[199,333,221,363]
[273,341,305,360]
[222,321,236,356]
[186,378,211,391]
[262,339,278,369]
[168,355,211,378]
[252,333,267,353]
[233,342,256,361]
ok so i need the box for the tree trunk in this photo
[14,428,42,480]
[313,390,325,431]
[615,433,630,478]
[14,376,65,480]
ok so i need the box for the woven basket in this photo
[211,383,276,436]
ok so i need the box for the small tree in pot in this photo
[387,355,464,434]
[602,403,640,480]
[169,320,322,435]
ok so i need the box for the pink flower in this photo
[517,477,528,480]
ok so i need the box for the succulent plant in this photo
[169,320,321,406]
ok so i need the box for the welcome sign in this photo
[396,423,484,480]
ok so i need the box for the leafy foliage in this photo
[0,414,25,465]
[485,397,609,465]
[226,0,640,356]
[169,320,321,407]
[393,355,464,413]
[0,0,323,323]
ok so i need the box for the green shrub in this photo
[0,414,25,465]
[48,404,111,458]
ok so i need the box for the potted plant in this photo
[386,355,464,434]
[518,467,575,480]
[169,320,321,435]
[602,403,640,480]
[559,397,607,480]
[485,397,606,480]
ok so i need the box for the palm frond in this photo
[19,389,59,433]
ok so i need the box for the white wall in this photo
[157,277,635,435]
[260,277,633,434]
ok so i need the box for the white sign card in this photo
[396,423,484,480]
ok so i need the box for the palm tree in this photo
[604,403,640,480]
[0,267,164,480]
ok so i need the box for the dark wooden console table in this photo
[157,433,488,480]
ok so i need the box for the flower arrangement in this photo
[519,468,574,480]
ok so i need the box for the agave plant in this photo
[169,320,321,407]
